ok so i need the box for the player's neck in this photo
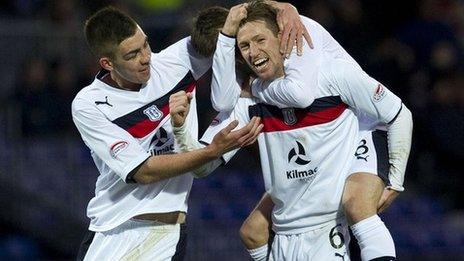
[109,71,142,91]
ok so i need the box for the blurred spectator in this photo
[41,0,84,66]
[11,56,52,138]
[48,58,79,135]
[303,0,335,29]
[367,38,416,100]
[329,0,377,63]
[429,40,461,78]
[10,56,70,138]
[397,0,459,67]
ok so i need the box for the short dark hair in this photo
[191,6,229,57]
[84,6,138,59]
[239,1,279,36]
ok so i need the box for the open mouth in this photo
[252,57,269,71]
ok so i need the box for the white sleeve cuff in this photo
[387,104,413,192]
[173,123,221,178]
[173,123,203,152]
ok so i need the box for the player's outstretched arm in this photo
[132,116,262,184]
[323,59,413,211]
[128,90,263,183]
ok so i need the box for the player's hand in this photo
[169,91,193,127]
[222,3,248,37]
[209,116,263,156]
[377,188,400,213]
[275,3,313,57]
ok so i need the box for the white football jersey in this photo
[72,37,211,232]
[201,59,402,235]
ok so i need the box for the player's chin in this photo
[256,71,273,81]
[138,72,151,83]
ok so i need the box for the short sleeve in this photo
[325,59,402,124]
[72,97,151,181]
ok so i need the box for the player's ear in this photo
[99,57,113,71]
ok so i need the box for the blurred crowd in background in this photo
[0,0,463,260]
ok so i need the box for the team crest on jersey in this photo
[110,141,129,158]
[282,108,297,125]
[143,105,163,122]
[373,84,387,102]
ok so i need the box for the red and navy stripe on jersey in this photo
[248,96,348,132]
[112,72,196,138]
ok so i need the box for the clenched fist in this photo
[169,91,193,127]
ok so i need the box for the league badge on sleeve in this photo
[373,84,387,102]
[110,141,129,158]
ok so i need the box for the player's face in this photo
[111,26,151,89]
[237,20,284,81]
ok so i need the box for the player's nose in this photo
[140,48,151,64]
[249,43,260,58]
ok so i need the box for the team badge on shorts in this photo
[110,141,129,158]
[282,108,297,125]
[143,105,163,122]
[373,84,387,102]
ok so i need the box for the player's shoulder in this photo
[152,36,211,76]
[299,15,321,27]
[299,15,329,36]
[319,57,360,79]
[72,79,105,111]
[150,37,188,65]
[154,36,198,59]
[162,36,189,52]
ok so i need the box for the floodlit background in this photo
[0,0,463,260]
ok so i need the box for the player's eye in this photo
[125,54,137,60]
[258,38,265,43]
